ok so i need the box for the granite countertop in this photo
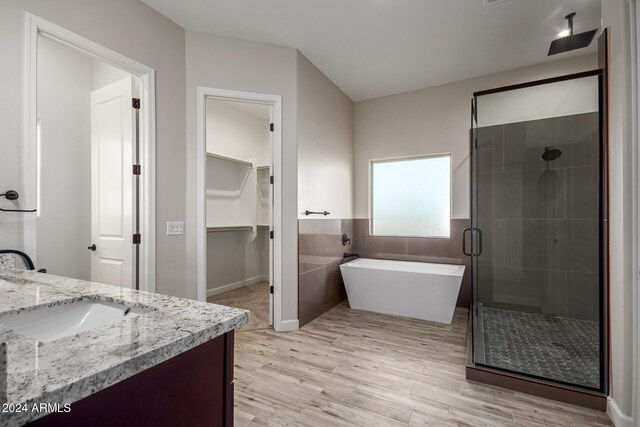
[0,269,249,426]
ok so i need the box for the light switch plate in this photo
[166,221,184,236]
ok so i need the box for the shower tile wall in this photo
[298,219,352,327]
[352,218,472,307]
[476,112,600,320]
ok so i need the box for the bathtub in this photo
[339,258,465,324]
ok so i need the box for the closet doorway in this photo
[197,89,282,331]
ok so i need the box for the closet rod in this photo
[207,225,253,233]
[206,152,253,168]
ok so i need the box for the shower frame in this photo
[465,30,609,411]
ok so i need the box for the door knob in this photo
[88,244,96,251]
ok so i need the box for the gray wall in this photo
[601,0,634,416]
[206,230,269,294]
[476,113,600,321]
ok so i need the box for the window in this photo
[370,154,451,238]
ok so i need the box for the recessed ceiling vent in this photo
[484,0,509,6]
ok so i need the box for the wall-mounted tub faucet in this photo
[341,233,351,246]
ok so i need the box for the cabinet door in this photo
[30,333,232,426]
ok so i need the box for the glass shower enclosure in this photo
[469,71,606,392]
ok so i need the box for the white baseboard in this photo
[276,319,299,332]
[608,398,634,427]
[206,276,263,298]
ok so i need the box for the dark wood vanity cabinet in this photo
[30,331,235,427]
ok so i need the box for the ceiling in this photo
[142,0,601,101]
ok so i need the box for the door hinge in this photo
[269,230,274,239]
[133,233,141,244]
[133,164,141,175]
[269,123,274,132]
[132,98,140,109]
[269,175,274,184]
[269,285,274,294]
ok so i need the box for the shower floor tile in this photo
[482,307,600,389]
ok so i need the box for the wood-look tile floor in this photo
[234,302,613,426]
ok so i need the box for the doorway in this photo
[196,88,283,331]
[26,14,156,292]
[205,98,273,330]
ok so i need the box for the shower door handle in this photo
[462,227,472,256]
[463,228,482,257]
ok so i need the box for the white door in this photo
[90,76,136,288]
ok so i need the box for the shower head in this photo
[542,147,562,161]
[548,13,597,56]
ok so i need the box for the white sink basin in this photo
[0,299,148,342]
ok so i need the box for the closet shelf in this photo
[207,225,253,233]
[257,224,270,229]
[256,165,270,171]
[206,152,253,167]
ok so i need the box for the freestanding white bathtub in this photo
[340,258,465,324]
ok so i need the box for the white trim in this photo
[206,276,264,298]
[23,14,38,262]
[632,0,640,425]
[25,13,156,293]
[196,87,284,330]
[279,319,300,332]
[608,398,635,427]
